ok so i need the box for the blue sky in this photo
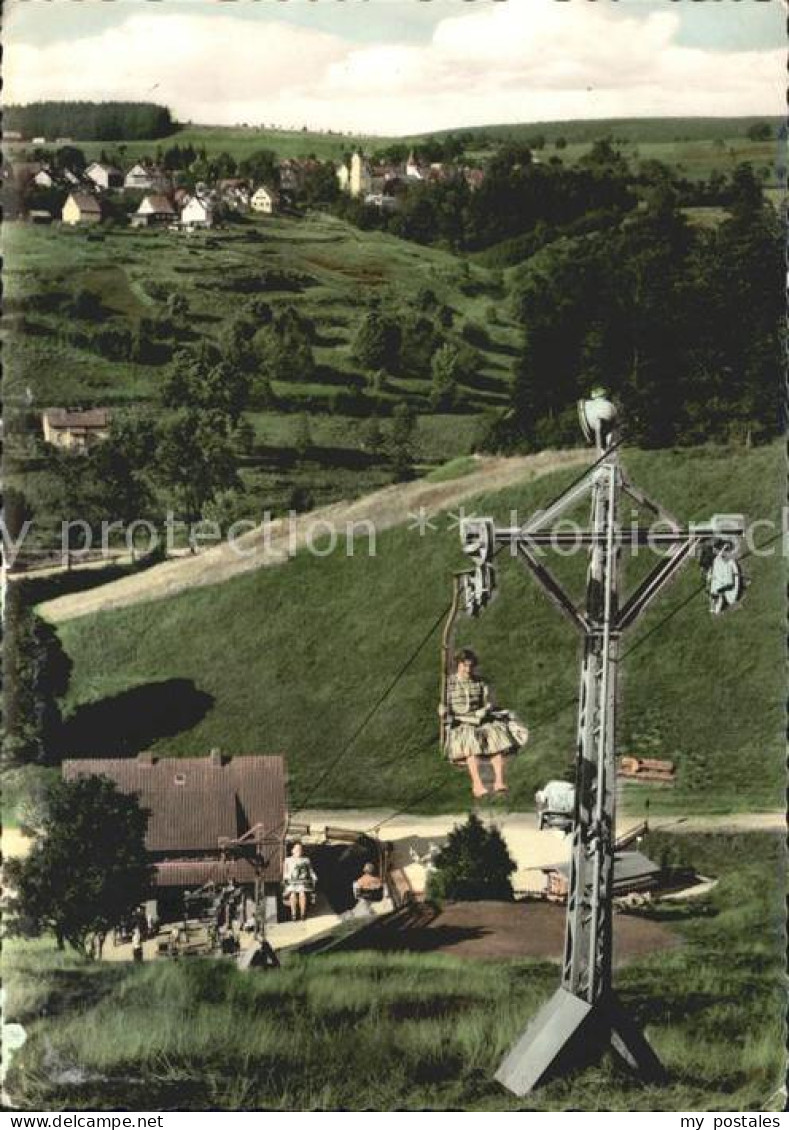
[5,0,785,133]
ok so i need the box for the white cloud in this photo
[4,2,783,135]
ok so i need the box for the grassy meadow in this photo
[5,125,383,167]
[5,210,518,527]
[5,831,785,1111]
[4,210,518,409]
[53,443,785,815]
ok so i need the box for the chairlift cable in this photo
[287,441,628,823]
[365,531,778,834]
[288,600,453,821]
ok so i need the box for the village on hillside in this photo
[4,144,489,229]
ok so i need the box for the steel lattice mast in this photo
[456,394,744,1095]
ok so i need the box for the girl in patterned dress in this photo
[440,648,528,798]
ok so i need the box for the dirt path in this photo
[4,811,779,866]
[332,899,680,964]
[37,449,590,624]
[293,809,784,896]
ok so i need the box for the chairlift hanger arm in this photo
[517,474,595,537]
[515,543,589,635]
[619,476,681,531]
[616,541,698,632]
[496,522,743,549]
[517,440,625,538]
[502,529,663,548]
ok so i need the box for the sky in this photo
[3,0,786,135]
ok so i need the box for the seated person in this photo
[441,648,529,798]
[353,862,384,903]
[283,842,318,922]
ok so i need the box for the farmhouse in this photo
[62,752,288,923]
[33,166,55,188]
[405,151,425,181]
[84,161,123,191]
[250,184,279,214]
[131,193,177,228]
[42,406,112,451]
[218,178,251,210]
[124,162,169,192]
[61,193,103,226]
[180,195,214,229]
[278,157,320,192]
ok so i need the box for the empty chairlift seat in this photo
[535,780,575,831]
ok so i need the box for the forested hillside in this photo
[5,101,175,141]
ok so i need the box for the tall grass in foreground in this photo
[5,833,785,1111]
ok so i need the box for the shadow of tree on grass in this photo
[58,679,214,758]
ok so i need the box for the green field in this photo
[4,125,383,166]
[5,831,784,1111]
[4,211,518,525]
[53,444,785,815]
[4,212,517,407]
[9,115,783,185]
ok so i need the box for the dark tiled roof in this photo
[62,754,287,881]
[152,857,261,887]
[43,406,111,429]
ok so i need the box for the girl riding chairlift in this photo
[439,648,529,799]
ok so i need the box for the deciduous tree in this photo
[7,776,152,957]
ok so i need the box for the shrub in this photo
[415,285,439,310]
[462,320,490,347]
[141,280,170,302]
[288,485,314,513]
[429,344,461,410]
[91,323,133,360]
[352,311,401,374]
[68,285,104,319]
[427,813,516,902]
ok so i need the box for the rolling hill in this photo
[7,115,782,184]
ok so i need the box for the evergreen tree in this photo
[388,402,417,481]
[429,344,461,410]
[427,813,516,901]
[2,590,72,765]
